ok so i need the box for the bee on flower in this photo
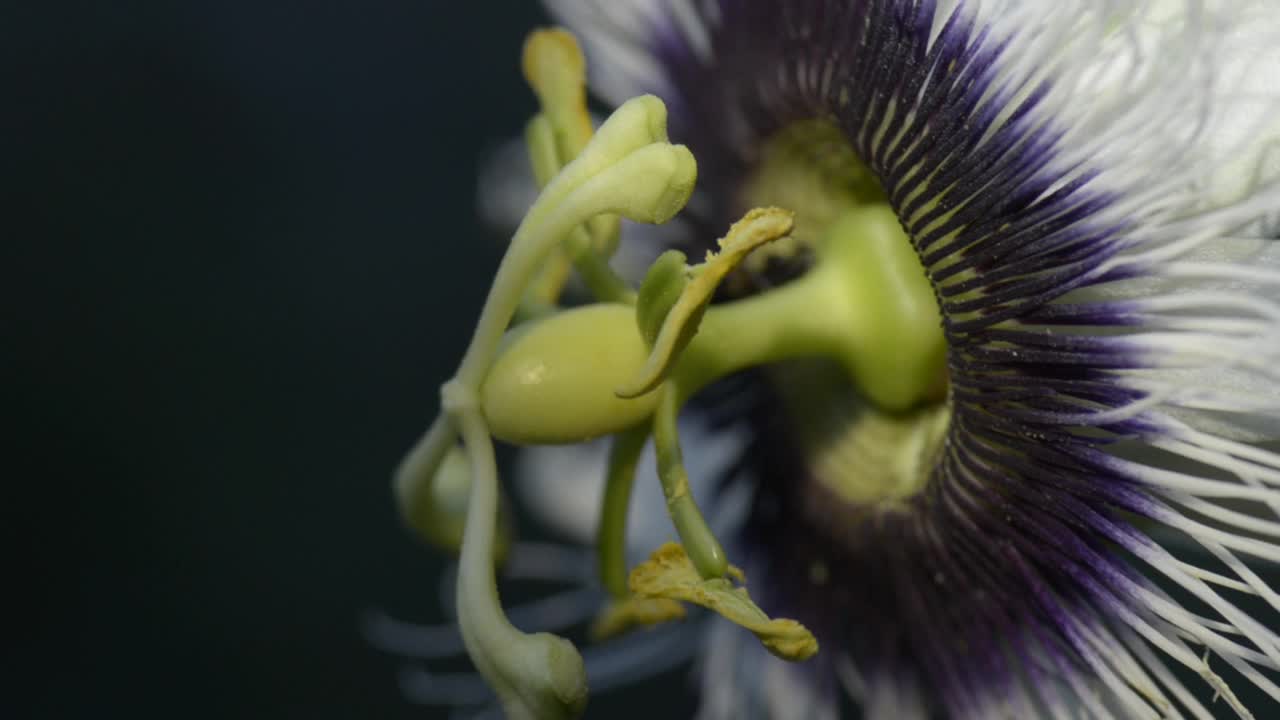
[373,1,1280,718]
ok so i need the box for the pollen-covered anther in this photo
[588,596,687,641]
[628,543,819,662]
[519,28,631,308]
[522,28,593,160]
[616,207,796,399]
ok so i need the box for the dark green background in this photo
[11,2,693,717]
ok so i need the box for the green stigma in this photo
[394,27,951,718]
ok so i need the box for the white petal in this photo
[1196,1,1280,233]
[1026,1,1280,441]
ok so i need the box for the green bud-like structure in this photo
[481,304,659,444]
[393,444,511,562]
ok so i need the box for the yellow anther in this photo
[520,31,658,308]
[523,113,633,307]
[522,29,620,261]
[522,115,575,310]
[522,28,593,163]
[589,596,687,641]
[616,207,795,399]
[628,543,819,662]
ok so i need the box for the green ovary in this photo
[481,304,659,445]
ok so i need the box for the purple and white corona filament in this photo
[383,1,1280,718]
[542,0,1280,717]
